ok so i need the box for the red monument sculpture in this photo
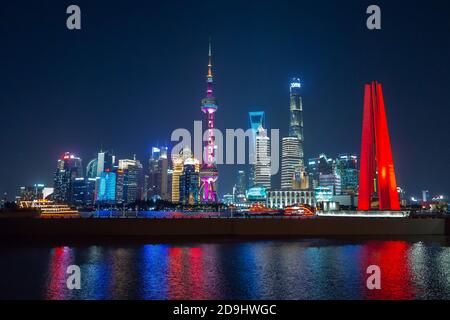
[358,81,400,211]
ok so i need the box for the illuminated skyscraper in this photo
[422,190,429,203]
[96,171,117,203]
[167,168,173,201]
[319,173,342,195]
[281,137,302,189]
[179,158,200,205]
[358,81,400,211]
[171,147,197,203]
[96,151,115,177]
[73,177,96,207]
[171,155,183,203]
[86,158,98,179]
[281,79,305,190]
[254,126,271,189]
[234,170,247,205]
[53,152,83,203]
[289,78,304,144]
[235,170,246,196]
[292,166,309,190]
[148,146,169,200]
[336,154,359,195]
[249,111,265,133]
[307,153,333,188]
[199,40,219,203]
[118,157,143,204]
[115,169,124,204]
[248,111,265,188]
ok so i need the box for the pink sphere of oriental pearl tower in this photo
[200,39,219,203]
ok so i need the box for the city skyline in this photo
[2,1,450,305]
[1,0,449,199]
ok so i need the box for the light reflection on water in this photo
[1,238,450,300]
[89,210,227,219]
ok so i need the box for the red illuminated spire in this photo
[358,81,400,211]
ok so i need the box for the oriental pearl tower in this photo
[199,39,219,203]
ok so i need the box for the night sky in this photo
[1,0,449,200]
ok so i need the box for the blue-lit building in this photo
[246,186,267,202]
[96,171,117,203]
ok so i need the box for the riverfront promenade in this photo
[0,216,448,237]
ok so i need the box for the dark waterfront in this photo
[1,237,450,300]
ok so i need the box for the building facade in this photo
[280,78,305,190]
[96,171,117,203]
[281,137,303,189]
[248,111,265,188]
[179,158,200,205]
[254,126,271,189]
[53,152,83,203]
[86,158,98,179]
[119,158,143,205]
[289,78,304,144]
[72,177,96,207]
[171,154,184,203]
[266,190,315,209]
[336,154,359,195]
[234,170,247,204]
[96,151,115,177]
[148,146,169,201]
[307,153,333,188]
[319,173,342,195]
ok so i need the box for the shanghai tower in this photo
[289,78,304,144]
[199,40,219,203]
[281,78,305,189]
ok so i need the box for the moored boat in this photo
[284,204,316,216]
[20,200,80,218]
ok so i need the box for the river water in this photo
[1,237,450,300]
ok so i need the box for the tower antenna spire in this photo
[209,36,212,56]
[208,37,213,78]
